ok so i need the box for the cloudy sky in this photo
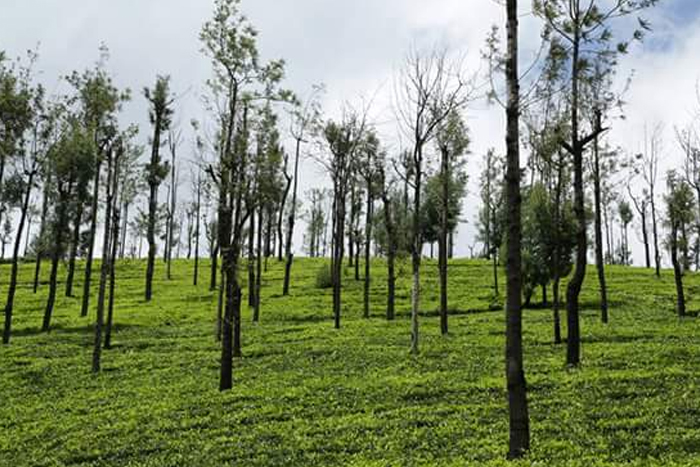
[1,0,699,263]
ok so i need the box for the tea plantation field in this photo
[1,258,699,466]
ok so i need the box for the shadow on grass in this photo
[10,322,143,338]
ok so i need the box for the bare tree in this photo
[395,45,472,354]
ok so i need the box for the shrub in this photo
[315,264,333,289]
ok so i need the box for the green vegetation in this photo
[2,258,699,466]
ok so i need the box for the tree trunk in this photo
[439,146,449,335]
[105,192,121,350]
[254,206,263,322]
[81,161,102,316]
[145,119,163,301]
[381,187,396,321]
[505,0,530,458]
[247,207,256,307]
[65,201,84,298]
[593,115,609,324]
[671,225,685,317]
[651,192,660,277]
[93,150,117,372]
[410,146,422,356]
[193,181,201,286]
[3,170,35,344]
[363,190,373,319]
[42,179,73,332]
[33,172,51,293]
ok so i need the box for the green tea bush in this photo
[315,263,333,289]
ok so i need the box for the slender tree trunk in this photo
[247,206,256,307]
[593,114,608,324]
[120,200,129,259]
[33,172,51,294]
[410,146,422,356]
[105,192,120,350]
[42,180,73,332]
[505,0,530,458]
[363,190,373,319]
[167,162,177,280]
[651,191,660,277]
[282,140,301,295]
[145,118,163,301]
[81,160,102,316]
[254,206,263,322]
[566,28,585,368]
[642,208,650,268]
[671,225,685,317]
[439,146,449,335]
[3,170,35,344]
[381,188,396,321]
[93,150,118,372]
[210,243,218,292]
[332,186,346,330]
[193,181,201,286]
[493,252,499,297]
[65,201,84,297]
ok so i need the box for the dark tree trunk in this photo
[651,192,661,277]
[505,0,530,458]
[332,186,346,330]
[410,146,422,356]
[3,169,35,344]
[193,180,201,286]
[145,118,163,302]
[210,243,218,292]
[566,28,585,368]
[93,149,118,372]
[254,206,263,322]
[363,189,373,319]
[593,113,609,324]
[278,163,292,262]
[33,175,51,294]
[81,161,101,316]
[671,227,686,317]
[166,151,177,281]
[282,139,299,295]
[381,184,396,321]
[105,193,121,350]
[439,146,449,335]
[65,201,84,298]
[493,252,499,297]
[247,207,256,308]
[42,179,74,332]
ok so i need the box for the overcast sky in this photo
[2,0,699,263]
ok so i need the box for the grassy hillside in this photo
[1,257,699,466]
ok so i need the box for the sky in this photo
[1,0,699,264]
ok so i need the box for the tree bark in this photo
[505,0,530,458]
[439,146,449,335]
[81,160,102,316]
[3,169,35,344]
[65,201,84,297]
[593,113,609,323]
[93,149,118,372]
[42,178,73,332]
[282,139,301,295]
[363,189,373,319]
[671,226,686,317]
